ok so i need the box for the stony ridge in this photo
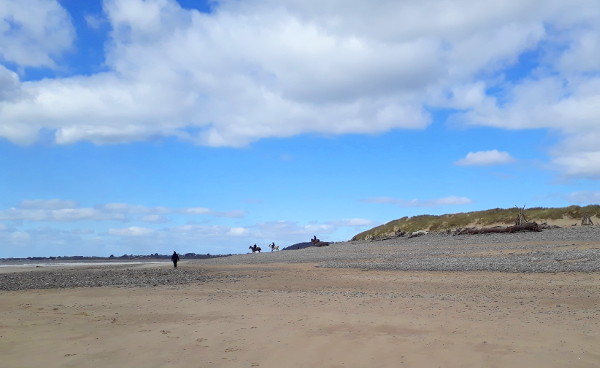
[1,226,598,291]
[0,266,238,291]
[199,226,600,273]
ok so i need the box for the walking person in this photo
[171,251,180,268]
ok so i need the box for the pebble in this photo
[1,227,598,291]
[0,267,230,291]
[199,226,600,273]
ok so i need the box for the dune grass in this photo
[351,205,600,241]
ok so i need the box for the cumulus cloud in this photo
[362,195,473,207]
[455,150,516,166]
[551,130,600,179]
[0,0,557,143]
[0,65,22,101]
[0,0,75,68]
[0,0,599,177]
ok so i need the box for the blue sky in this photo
[1,0,599,257]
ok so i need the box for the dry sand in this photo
[1,262,599,368]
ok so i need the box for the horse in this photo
[311,237,329,247]
[268,242,279,251]
[249,244,261,253]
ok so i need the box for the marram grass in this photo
[352,205,600,241]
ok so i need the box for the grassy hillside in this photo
[351,205,600,241]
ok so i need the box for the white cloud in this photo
[0,210,374,256]
[0,65,22,101]
[551,129,600,179]
[10,231,31,242]
[0,207,125,222]
[184,207,212,215]
[363,196,473,207]
[99,203,171,214]
[184,207,246,218]
[0,0,598,178]
[238,219,370,243]
[554,151,600,179]
[565,191,600,204]
[0,200,244,222]
[140,214,169,223]
[108,226,155,237]
[0,0,74,68]
[455,150,516,166]
[329,218,375,227]
[168,224,245,239]
[0,0,559,145]
[228,227,250,236]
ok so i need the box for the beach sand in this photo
[1,262,599,368]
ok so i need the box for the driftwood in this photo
[408,230,429,238]
[454,205,542,235]
[514,205,529,225]
[456,222,541,235]
[581,216,594,226]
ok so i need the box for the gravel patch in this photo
[0,266,237,291]
[2,227,598,291]
[198,226,600,273]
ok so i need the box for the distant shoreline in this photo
[0,253,231,264]
[0,260,167,269]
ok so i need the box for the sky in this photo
[1,0,599,258]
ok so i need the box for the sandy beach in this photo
[2,229,600,367]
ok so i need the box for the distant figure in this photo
[268,242,279,251]
[249,244,261,253]
[311,236,329,247]
[171,251,180,268]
